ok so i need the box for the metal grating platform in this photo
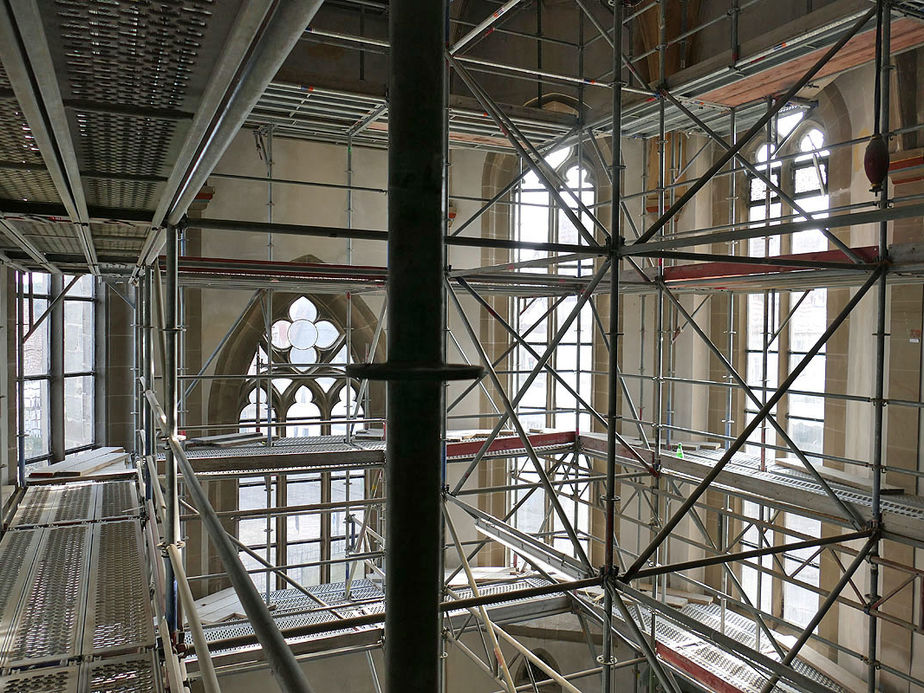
[581,432,924,545]
[0,653,159,693]
[85,653,160,693]
[0,0,256,268]
[0,525,91,669]
[40,0,237,209]
[248,82,577,154]
[84,521,155,657]
[8,480,141,529]
[618,600,846,693]
[191,579,386,652]
[0,477,155,683]
[691,448,924,542]
[190,576,565,661]
[0,665,80,693]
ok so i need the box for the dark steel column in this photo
[386,0,446,690]
[602,2,623,691]
[869,3,890,689]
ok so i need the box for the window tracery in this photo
[238,296,364,437]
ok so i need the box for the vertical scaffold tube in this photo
[603,3,624,692]
[386,0,446,690]
[164,224,180,634]
[869,2,890,690]
[144,269,155,465]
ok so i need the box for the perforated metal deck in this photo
[83,521,156,658]
[0,524,90,669]
[600,597,845,693]
[0,0,250,265]
[647,603,846,693]
[580,432,924,545]
[0,665,80,693]
[0,653,159,693]
[0,477,157,689]
[189,576,568,663]
[8,480,141,529]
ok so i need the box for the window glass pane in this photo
[64,300,94,373]
[239,517,271,547]
[331,386,364,435]
[23,272,50,295]
[64,375,94,450]
[520,297,548,339]
[784,513,820,628]
[23,379,50,461]
[240,478,274,511]
[67,274,94,298]
[794,166,822,194]
[788,289,827,352]
[23,299,49,376]
[776,111,805,138]
[543,147,571,169]
[287,542,320,586]
[797,128,829,159]
[749,172,780,202]
[791,195,829,254]
[740,500,774,612]
[512,467,545,535]
[331,471,365,530]
[240,546,275,594]
[329,539,347,583]
[788,419,824,455]
[286,386,322,437]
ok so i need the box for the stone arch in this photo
[513,648,563,692]
[206,254,386,434]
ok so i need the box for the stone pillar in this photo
[1,266,11,503]
[103,279,135,450]
[477,152,516,567]
[878,157,924,692]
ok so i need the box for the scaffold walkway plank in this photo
[7,480,142,530]
[0,477,156,682]
[580,432,924,546]
[0,653,161,693]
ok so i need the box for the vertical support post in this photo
[139,271,152,498]
[723,108,737,636]
[439,10,452,686]
[164,223,180,634]
[649,5,667,689]
[346,135,354,444]
[869,3,890,690]
[15,271,25,486]
[49,273,64,461]
[602,3,623,692]
[386,0,446,689]
[144,268,155,463]
[134,274,144,489]
[724,107,736,445]
[730,0,740,64]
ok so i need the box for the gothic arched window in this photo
[510,145,596,562]
[742,111,828,630]
[237,296,365,437]
[235,294,369,593]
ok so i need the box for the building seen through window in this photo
[19,272,96,467]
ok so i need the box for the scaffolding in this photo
[2,0,924,692]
